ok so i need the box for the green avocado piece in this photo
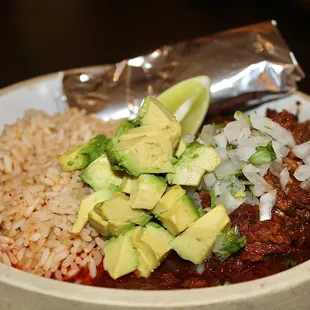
[115,119,137,136]
[175,138,187,158]
[58,135,107,172]
[120,174,137,195]
[166,141,221,186]
[152,185,186,216]
[88,210,109,235]
[136,241,158,278]
[99,193,152,226]
[119,122,182,153]
[103,232,137,280]
[80,153,123,191]
[126,226,144,248]
[107,136,174,176]
[140,222,174,261]
[71,188,117,234]
[107,220,135,237]
[129,174,167,210]
[138,96,175,125]
[159,195,199,236]
[171,204,231,264]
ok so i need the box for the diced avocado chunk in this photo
[119,122,182,152]
[71,188,117,234]
[58,135,107,172]
[107,136,174,176]
[126,226,143,248]
[107,220,135,237]
[129,174,167,210]
[89,211,134,237]
[88,210,109,235]
[120,175,136,194]
[175,138,186,158]
[80,153,123,191]
[140,222,174,261]
[136,241,158,278]
[166,141,221,186]
[115,119,137,136]
[103,232,137,280]
[99,193,152,226]
[152,185,186,216]
[171,204,231,264]
[159,195,200,236]
[138,96,175,125]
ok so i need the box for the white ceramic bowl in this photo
[1,72,310,310]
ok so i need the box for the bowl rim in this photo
[1,70,310,307]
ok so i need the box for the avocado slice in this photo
[115,119,137,136]
[71,188,117,234]
[58,135,107,172]
[88,210,109,235]
[120,174,136,194]
[126,226,144,248]
[80,153,123,191]
[136,241,158,278]
[166,141,221,186]
[138,96,175,125]
[136,223,174,278]
[119,122,182,153]
[103,232,137,280]
[159,194,199,236]
[99,193,152,226]
[171,204,231,264]
[107,136,174,176]
[129,174,167,210]
[152,185,186,216]
[175,138,187,158]
[140,223,174,260]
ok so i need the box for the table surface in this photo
[1,0,310,93]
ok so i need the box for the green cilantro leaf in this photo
[214,226,247,260]
[248,141,276,165]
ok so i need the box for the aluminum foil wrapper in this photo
[63,20,304,121]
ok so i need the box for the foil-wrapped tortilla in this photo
[63,20,304,121]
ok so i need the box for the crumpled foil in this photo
[63,20,304,121]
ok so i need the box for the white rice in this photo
[0,109,120,281]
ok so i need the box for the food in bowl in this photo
[0,94,309,290]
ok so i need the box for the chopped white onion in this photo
[223,120,250,143]
[250,113,295,147]
[300,180,310,192]
[237,145,256,161]
[196,263,206,275]
[186,189,202,208]
[184,135,195,144]
[238,136,272,148]
[203,172,217,190]
[214,159,239,180]
[215,146,228,160]
[199,125,216,146]
[259,189,277,221]
[213,233,225,254]
[214,133,227,147]
[242,164,260,173]
[246,191,260,205]
[279,168,290,189]
[294,165,310,181]
[292,141,310,159]
[304,154,310,165]
[272,141,290,161]
[227,149,246,168]
[270,161,283,176]
[215,186,246,213]
[256,163,271,177]
[242,164,273,197]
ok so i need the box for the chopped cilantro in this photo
[232,189,246,198]
[264,125,272,130]
[210,189,216,209]
[248,141,276,165]
[214,226,247,260]
[233,169,243,177]
[286,259,297,268]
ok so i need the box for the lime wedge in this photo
[157,76,211,135]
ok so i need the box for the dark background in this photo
[1,0,310,92]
